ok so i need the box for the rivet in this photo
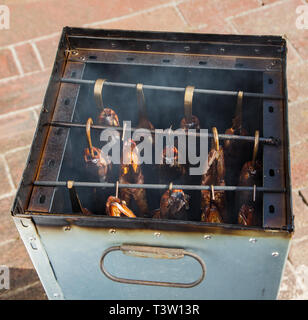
[154,232,161,238]
[109,229,116,234]
[71,50,78,56]
[272,251,279,257]
[249,238,257,243]
[29,237,35,241]
[53,293,59,298]
[204,235,212,240]
[63,226,71,231]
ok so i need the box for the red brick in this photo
[177,0,260,28]
[0,281,47,300]
[286,40,303,66]
[0,69,50,115]
[95,7,188,32]
[289,238,308,268]
[5,147,30,189]
[0,49,18,79]
[288,101,308,146]
[0,196,18,244]
[0,238,34,269]
[231,0,308,61]
[260,0,283,5]
[0,159,12,197]
[35,34,61,68]
[14,43,40,74]
[277,261,304,299]
[194,23,235,35]
[290,140,308,189]
[287,61,308,104]
[0,267,40,295]
[291,191,308,240]
[0,0,171,47]
[0,110,36,153]
[299,187,308,205]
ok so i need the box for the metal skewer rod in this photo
[48,121,279,145]
[33,180,286,193]
[60,78,284,100]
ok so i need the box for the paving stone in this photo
[0,281,47,300]
[0,70,50,115]
[35,34,61,69]
[288,101,308,147]
[260,0,283,5]
[289,239,308,275]
[291,191,308,240]
[287,61,308,104]
[278,261,304,299]
[231,0,308,61]
[0,158,13,197]
[0,238,34,269]
[5,147,30,189]
[0,110,36,154]
[177,0,260,28]
[0,196,18,244]
[0,268,42,297]
[0,49,18,79]
[194,23,235,34]
[14,43,41,74]
[95,7,188,32]
[290,139,308,189]
[0,0,172,47]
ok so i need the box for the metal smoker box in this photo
[11,27,293,300]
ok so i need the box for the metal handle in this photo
[100,245,206,288]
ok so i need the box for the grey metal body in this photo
[14,217,290,300]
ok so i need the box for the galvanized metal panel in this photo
[13,218,64,300]
[35,224,290,300]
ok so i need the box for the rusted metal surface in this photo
[262,71,287,229]
[66,49,283,73]
[28,61,85,212]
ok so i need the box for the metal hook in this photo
[86,118,94,158]
[233,90,243,130]
[253,184,256,202]
[94,78,107,110]
[211,185,215,201]
[122,122,127,142]
[184,86,194,123]
[115,181,119,199]
[212,127,219,151]
[252,130,259,167]
[166,125,173,147]
[67,180,89,214]
[169,182,173,192]
[137,83,148,121]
